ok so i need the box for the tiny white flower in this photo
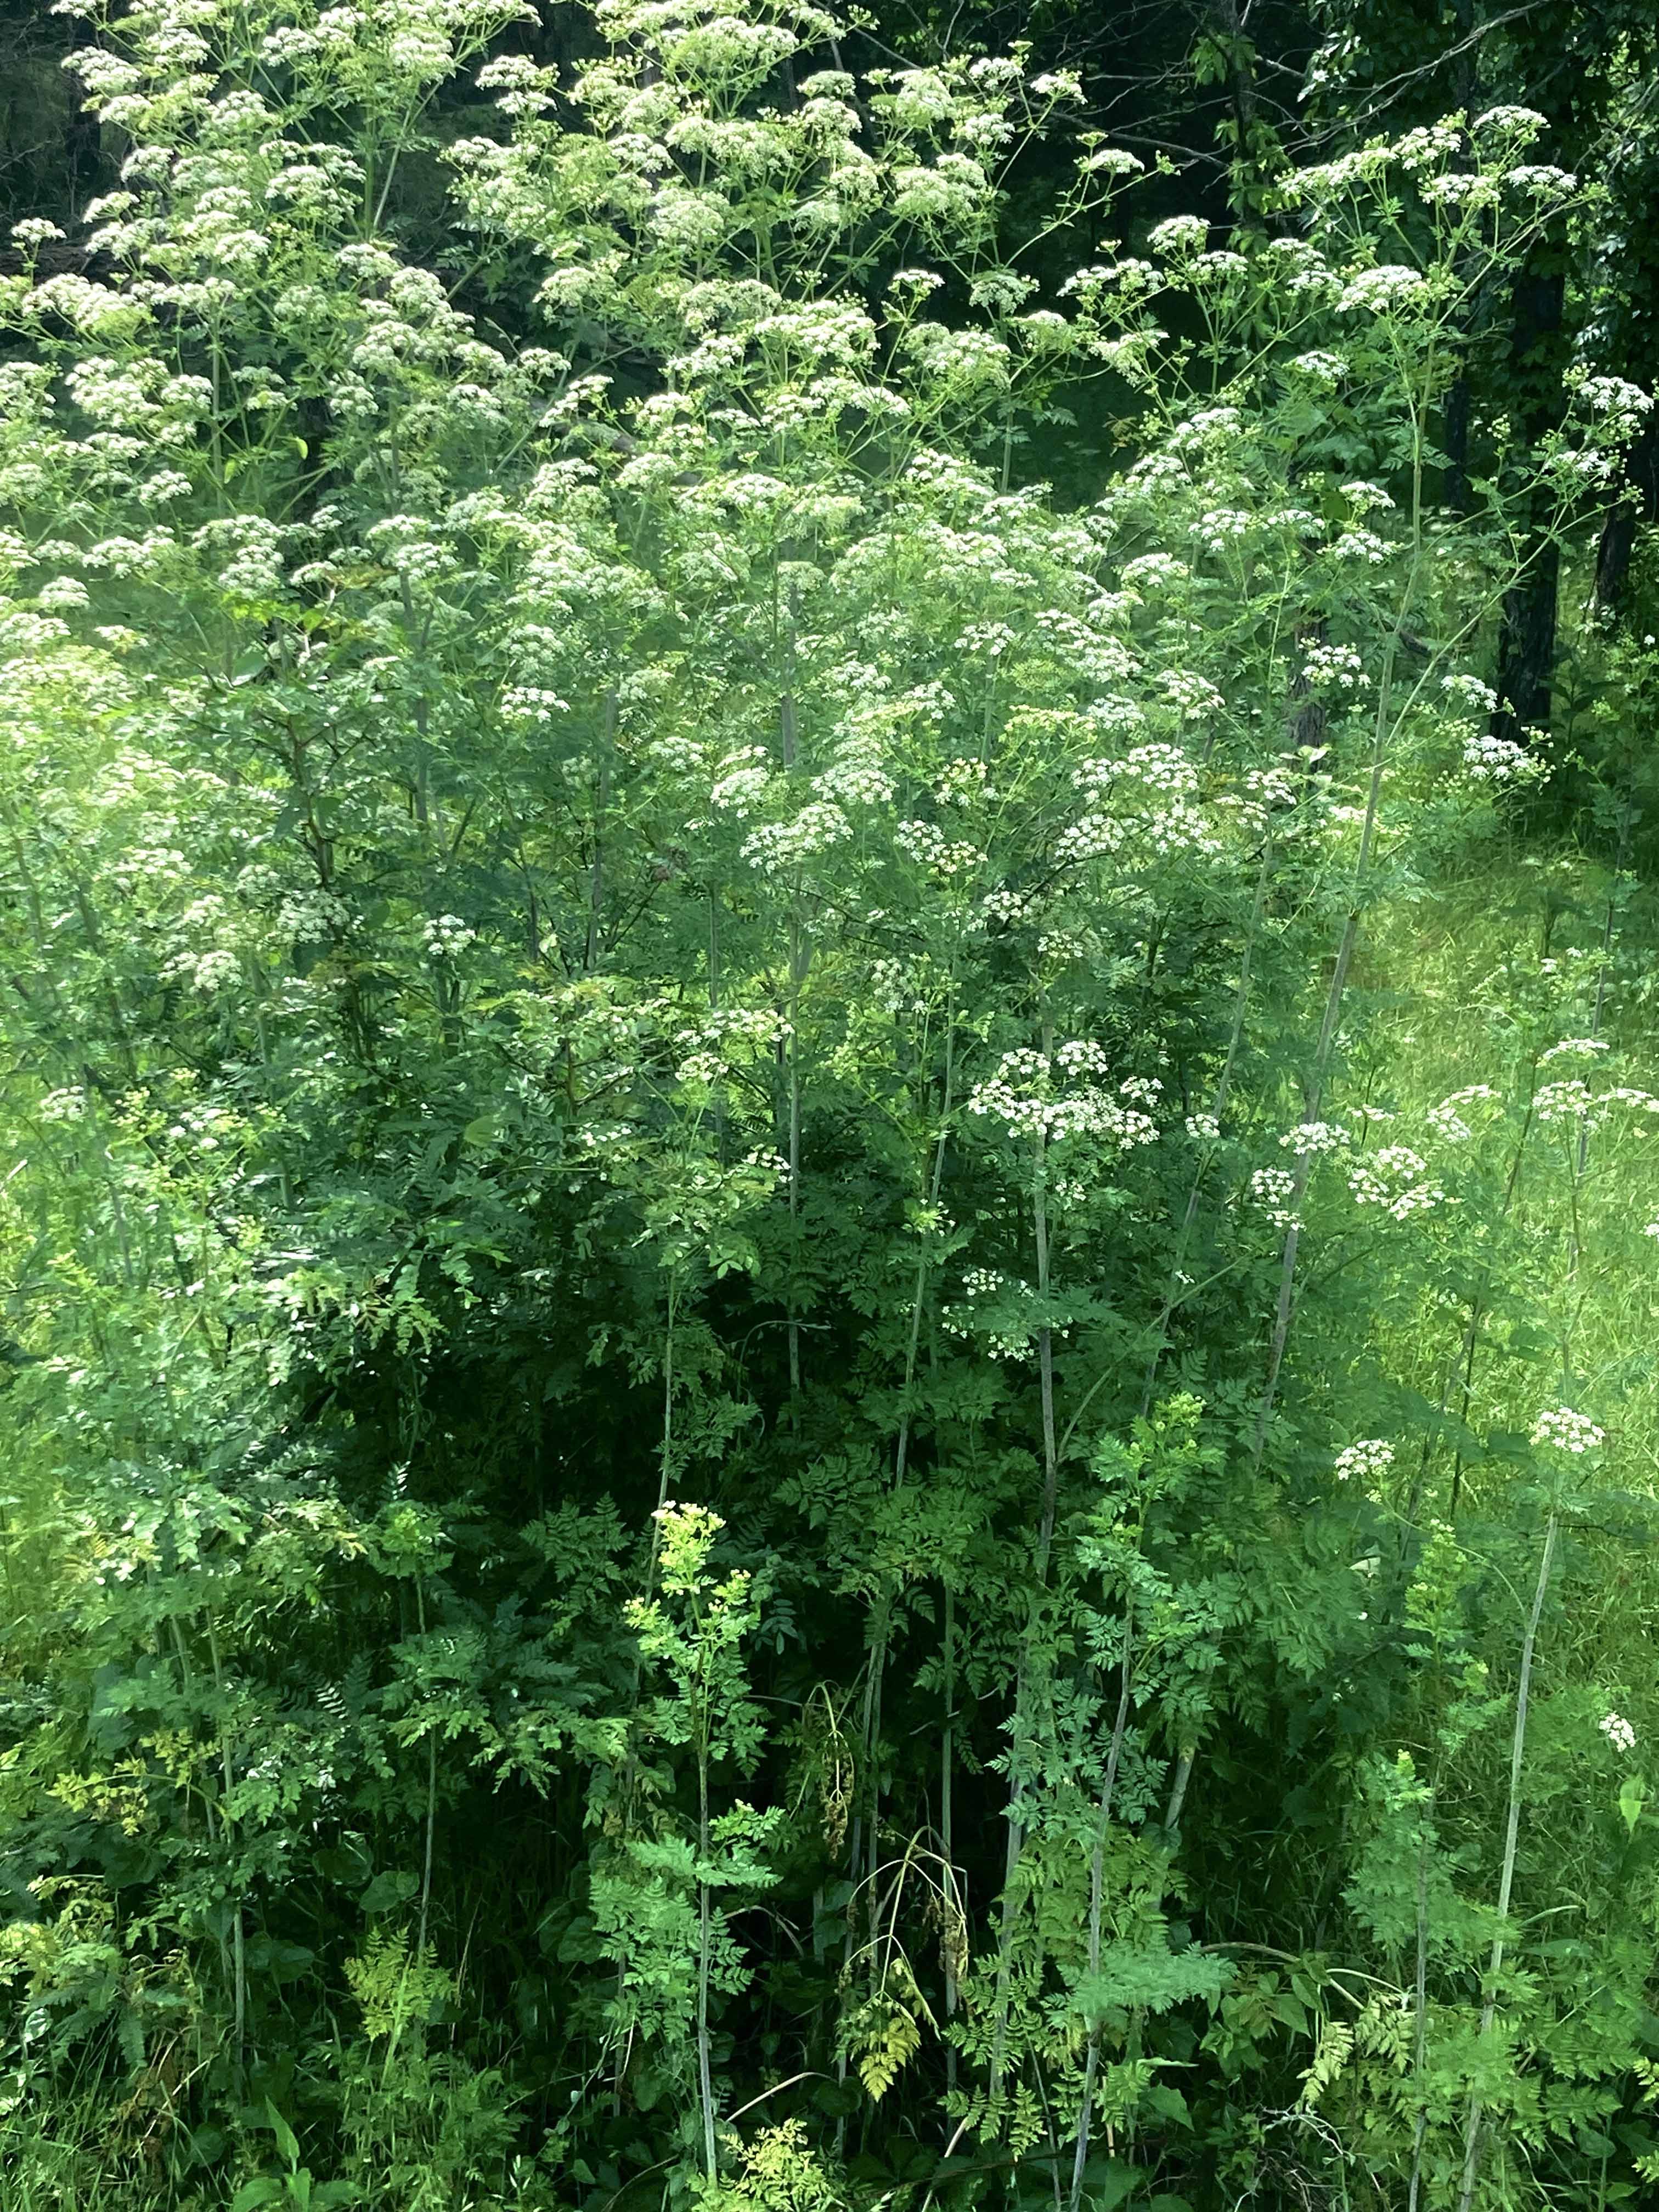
[1335,1439,1394,1483]
[1530,1405,1604,1454]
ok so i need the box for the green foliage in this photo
[0,5,1654,2212]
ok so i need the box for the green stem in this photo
[1455,1511,1558,2212]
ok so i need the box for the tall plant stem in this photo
[941,1581,959,2095]
[989,1091,1060,2106]
[1407,1785,1435,2212]
[1252,583,1419,1466]
[1033,1129,1059,1584]
[1455,1511,1558,2212]
[207,1621,245,2078]
[1444,1089,1536,1521]
[775,574,803,1405]
[697,1707,718,2180]
[856,1004,958,1927]
[787,913,804,1404]
[611,1276,679,2113]
[584,689,617,975]
[416,1578,436,1961]
[1068,1609,1136,2212]
[1141,833,1273,1414]
[1163,1747,1195,1834]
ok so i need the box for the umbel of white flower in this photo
[1530,1406,1606,1454]
[1600,1711,1637,1754]
[1334,1438,1395,1483]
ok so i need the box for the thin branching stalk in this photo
[1141,831,1274,1414]
[1407,1786,1435,2212]
[1455,1510,1558,2212]
[1252,574,1420,1465]
[1068,1605,1136,2212]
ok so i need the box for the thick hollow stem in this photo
[1253,595,1416,1464]
[584,689,617,975]
[941,1582,959,2096]
[990,1117,1060,2106]
[1068,1611,1135,2212]
[1455,1512,1558,2212]
[416,1580,436,1961]
[697,1728,718,2180]
[1142,836,1272,1414]
[1407,1788,1435,2212]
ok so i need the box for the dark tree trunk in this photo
[64,16,101,211]
[1593,415,1659,620]
[1443,371,1472,515]
[1494,541,1562,742]
[1441,0,1480,514]
[1492,259,1566,747]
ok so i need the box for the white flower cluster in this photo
[1462,731,1548,785]
[159,1104,239,1156]
[1600,1711,1637,1754]
[968,1046,1160,1152]
[742,803,852,874]
[1348,1146,1446,1221]
[1189,506,1254,554]
[1334,1438,1395,1484]
[1534,1078,1594,1124]
[1056,813,1126,864]
[1157,669,1225,723]
[422,914,476,958]
[1506,164,1577,198]
[1186,1113,1220,1142]
[1331,528,1390,565]
[1303,641,1370,693]
[941,1268,1032,1359]
[1120,552,1189,590]
[815,742,894,809]
[867,958,930,1016]
[1248,1165,1299,1228]
[1574,375,1651,436]
[502,685,569,725]
[895,818,985,877]
[1122,742,1201,795]
[1530,1077,1659,1127]
[1531,1405,1604,1453]
[1279,1120,1351,1156]
[710,746,773,817]
[935,757,996,805]
[1473,105,1548,138]
[1338,266,1430,314]
[1426,1085,1497,1142]
[1079,147,1143,177]
[1537,1040,1607,1070]
[1286,350,1348,386]
[1442,673,1499,715]
[165,946,242,993]
[1149,215,1209,256]
[978,887,1031,926]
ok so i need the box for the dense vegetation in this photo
[3,4,1659,2210]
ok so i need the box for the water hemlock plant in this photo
[0,4,1657,2210]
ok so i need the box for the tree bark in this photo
[1492,261,1566,747]
[1593,415,1658,620]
